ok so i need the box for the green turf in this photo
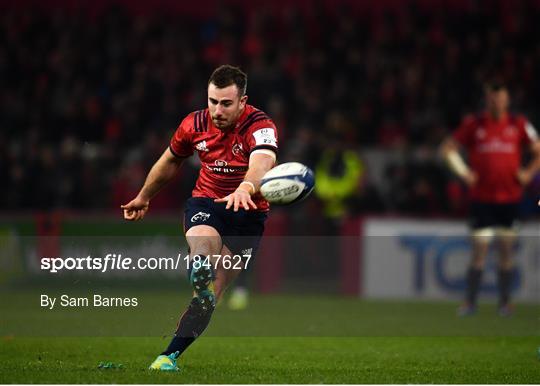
[1,336,539,383]
[1,290,539,383]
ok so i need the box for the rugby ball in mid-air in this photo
[260,162,315,205]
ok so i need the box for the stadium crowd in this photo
[2,0,540,218]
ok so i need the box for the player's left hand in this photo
[215,187,258,212]
[517,169,533,186]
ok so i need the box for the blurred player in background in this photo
[121,65,278,370]
[440,81,540,316]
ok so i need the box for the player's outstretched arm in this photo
[121,147,185,221]
[439,137,477,187]
[215,152,276,212]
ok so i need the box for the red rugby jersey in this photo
[453,112,538,203]
[169,104,278,211]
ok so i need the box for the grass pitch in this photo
[1,336,539,383]
[1,289,539,383]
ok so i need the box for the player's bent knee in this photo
[186,225,221,238]
[186,225,222,255]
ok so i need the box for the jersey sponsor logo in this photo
[232,143,243,156]
[191,211,211,223]
[195,141,209,152]
[477,140,515,153]
[241,248,253,256]
[207,159,248,173]
[253,128,277,147]
[205,164,248,174]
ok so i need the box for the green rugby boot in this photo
[149,351,180,371]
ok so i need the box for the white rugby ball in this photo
[260,162,315,205]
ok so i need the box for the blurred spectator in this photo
[315,143,364,223]
[1,1,540,217]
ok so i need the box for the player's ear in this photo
[240,95,248,108]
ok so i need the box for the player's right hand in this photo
[121,197,149,221]
[214,187,257,212]
[462,171,477,187]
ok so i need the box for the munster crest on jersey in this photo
[232,143,243,156]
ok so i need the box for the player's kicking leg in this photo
[149,226,240,371]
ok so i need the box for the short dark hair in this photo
[208,65,247,96]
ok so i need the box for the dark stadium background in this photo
[2,0,540,289]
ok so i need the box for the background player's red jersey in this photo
[453,112,538,203]
[170,104,278,211]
